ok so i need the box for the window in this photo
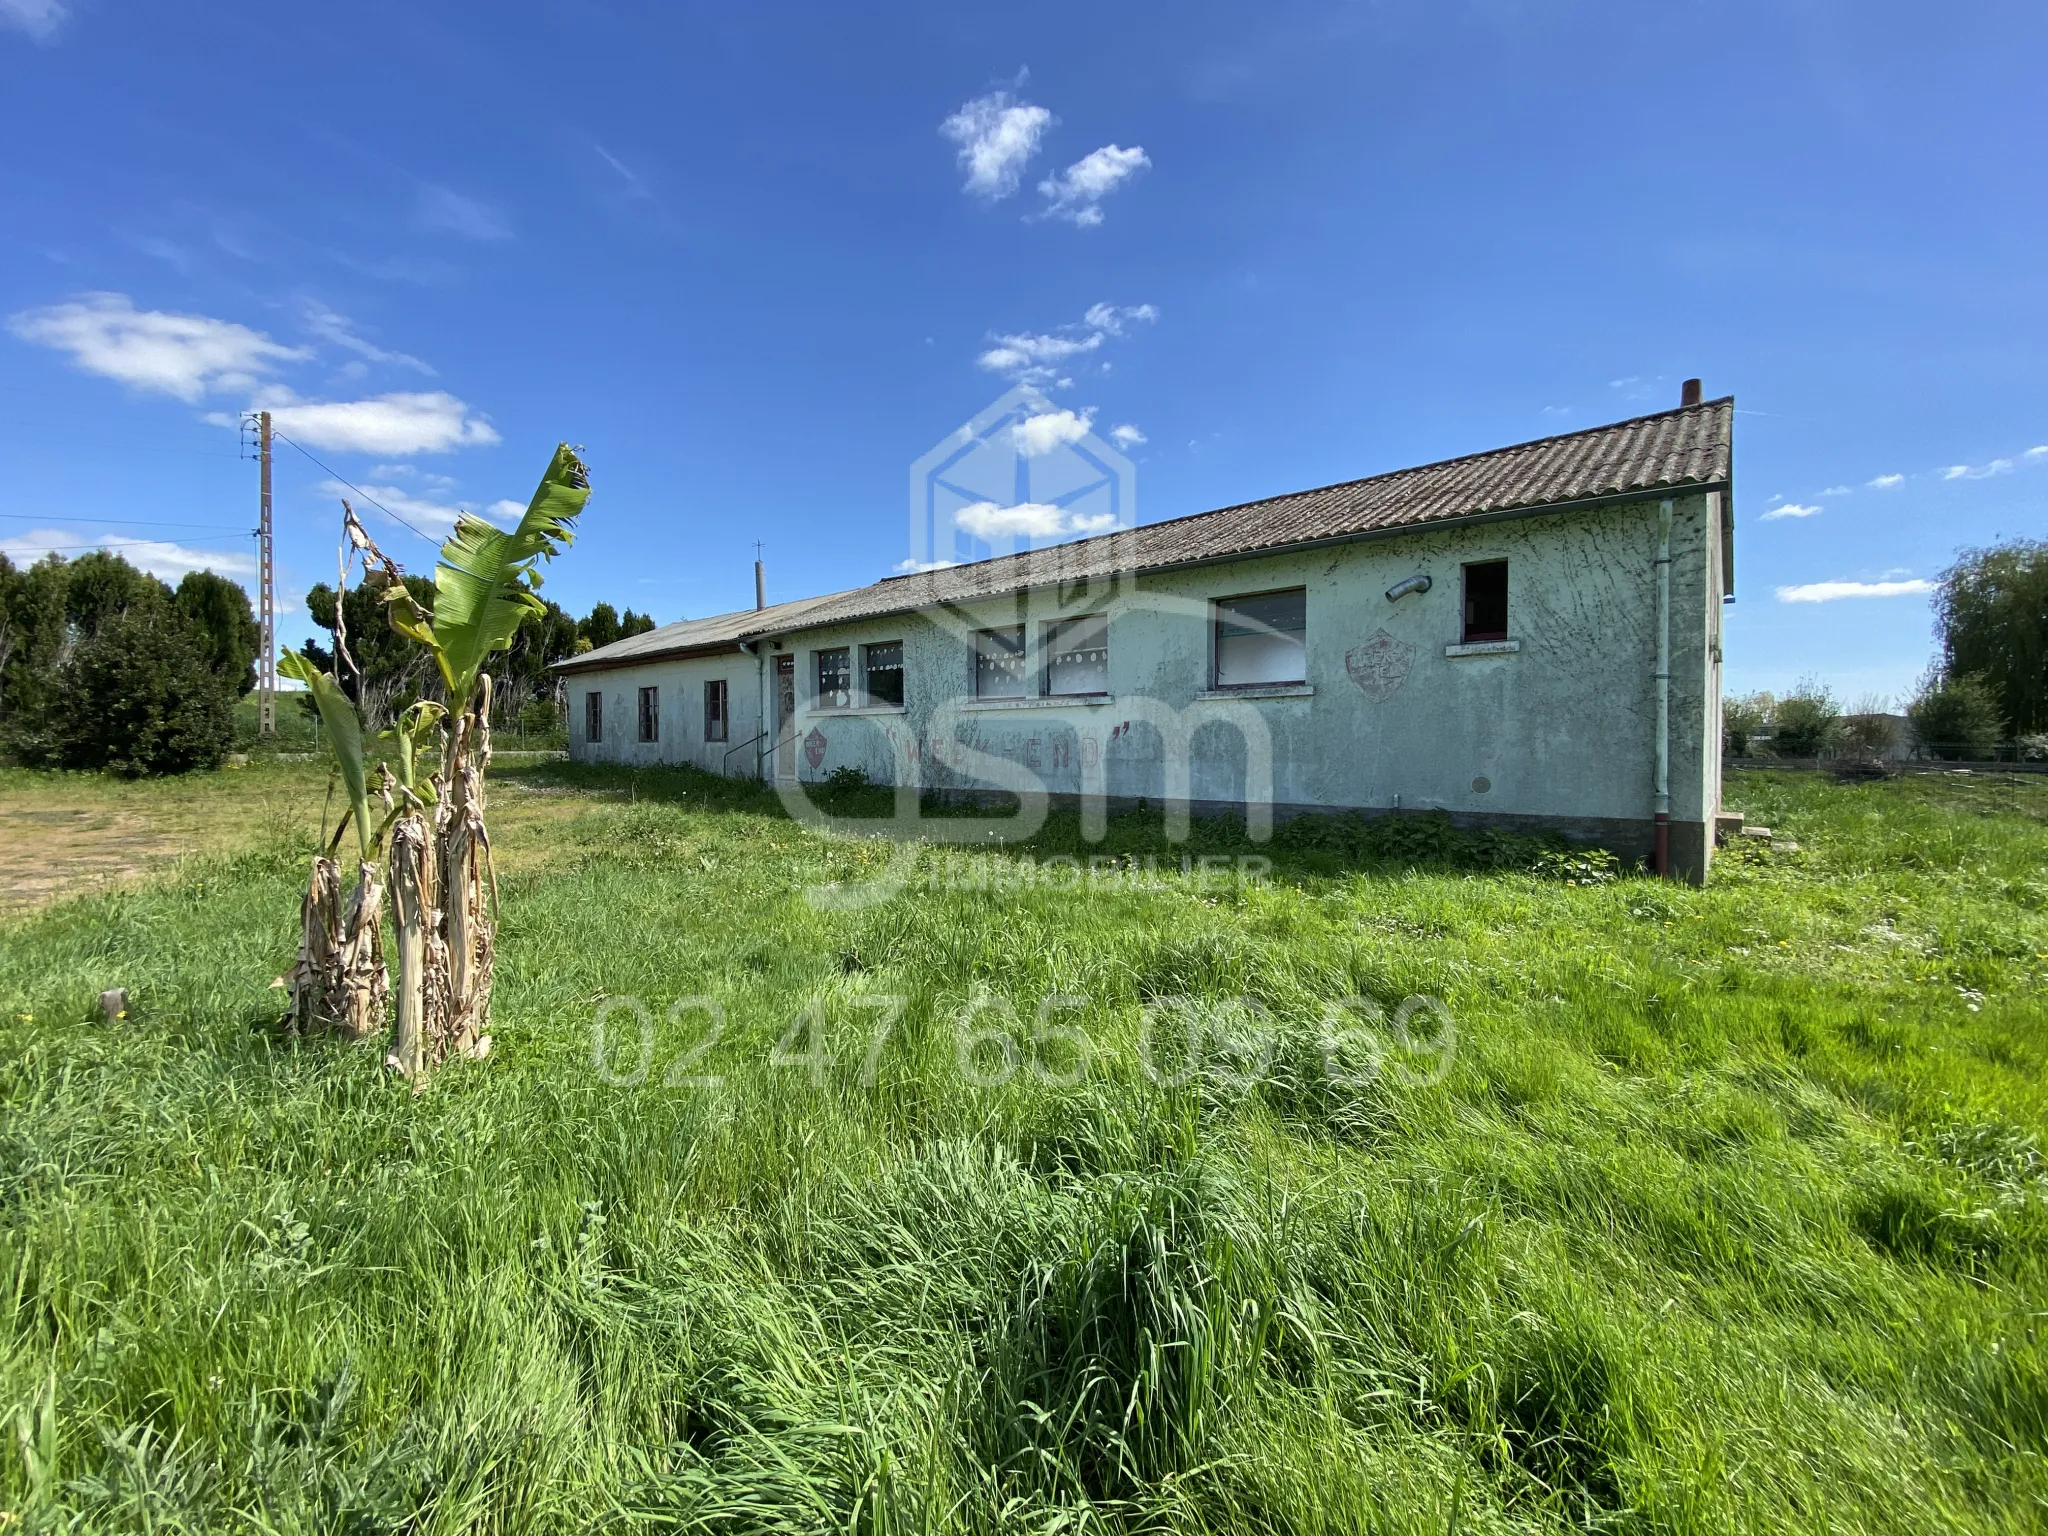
[703,679,728,742]
[816,647,851,708]
[863,641,904,707]
[1214,588,1307,687]
[1462,560,1509,643]
[636,686,660,742]
[974,625,1027,698]
[585,690,603,743]
[1044,613,1110,696]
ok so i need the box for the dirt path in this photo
[0,760,603,916]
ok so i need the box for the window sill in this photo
[1196,684,1314,701]
[809,703,908,717]
[960,694,1116,711]
[1444,639,1521,657]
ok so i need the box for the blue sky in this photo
[2,0,2043,705]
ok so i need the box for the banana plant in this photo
[279,649,388,1040]
[356,445,591,1066]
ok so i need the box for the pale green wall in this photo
[565,493,1724,859]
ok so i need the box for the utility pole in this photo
[257,409,275,735]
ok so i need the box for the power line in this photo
[267,429,437,543]
[0,536,258,559]
[0,513,251,533]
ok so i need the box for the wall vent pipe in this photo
[1681,378,1702,407]
[754,559,767,611]
[1385,573,1432,601]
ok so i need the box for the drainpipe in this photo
[740,640,766,782]
[1654,498,1673,877]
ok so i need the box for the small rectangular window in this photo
[1462,561,1508,643]
[863,641,904,707]
[637,686,659,742]
[1214,588,1306,687]
[816,647,851,708]
[585,690,602,743]
[974,625,1027,698]
[1044,613,1110,697]
[703,679,728,742]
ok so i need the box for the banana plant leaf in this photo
[280,650,373,861]
[374,444,590,710]
[379,700,447,802]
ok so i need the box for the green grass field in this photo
[3,764,2046,1533]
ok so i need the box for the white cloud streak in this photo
[977,302,1159,384]
[1775,578,1933,603]
[1,526,255,581]
[1012,408,1094,456]
[1760,502,1823,521]
[318,481,522,532]
[1037,144,1150,225]
[941,90,1054,200]
[417,185,511,240]
[1866,473,1904,489]
[0,0,65,41]
[263,389,498,455]
[8,292,308,401]
[1110,423,1146,448]
[302,300,433,375]
[954,500,1117,541]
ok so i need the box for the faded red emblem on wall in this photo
[1345,628,1415,701]
[803,727,828,769]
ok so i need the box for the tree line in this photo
[0,551,259,775]
[0,544,662,775]
[1726,537,2048,761]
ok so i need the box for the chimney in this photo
[754,558,766,611]
[1681,378,1702,407]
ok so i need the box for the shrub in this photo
[1908,673,2004,761]
[57,607,237,776]
[1841,694,1900,760]
[1770,679,1840,757]
[1722,692,1772,756]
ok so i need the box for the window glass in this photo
[703,679,728,742]
[1044,614,1110,696]
[1214,588,1306,686]
[1462,561,1509,642]
[863,641,904,707]
[974,625,1027,698]
[816,647,851,708]
[585,691,602,743]
[636,685,659,742]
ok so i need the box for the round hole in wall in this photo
[1471,776,1491,794]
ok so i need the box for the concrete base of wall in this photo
[919,789,1714,885]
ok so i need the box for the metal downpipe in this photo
[1654,498,1673,877]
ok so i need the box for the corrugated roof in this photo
[557,396,1731,670]
[553,588,855,673]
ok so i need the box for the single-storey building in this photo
[555,389,1734,880]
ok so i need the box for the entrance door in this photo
[774,655,797,779]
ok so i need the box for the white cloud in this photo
[1037,144,1150,226]
[1110,423,1146,448]
[892,557,962,574]
[1760,502,1823,521]
[1866,473,1904,489]
[1,527,255,581]
[1775,578,1934,603]
[1943,458,2014,481]
[0,0,66,41]
[261,389,498,455]
[954,500,1117,541]
[1012,407,1093,456]
[941,90,1054,200]
[9,293,308,402]
[977,302,1159,384]
[302,300,433,375]
[417,185,511,241]
[315,480,525,533]
[1820,485,1852,497]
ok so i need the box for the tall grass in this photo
[2,766,2045,1532]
